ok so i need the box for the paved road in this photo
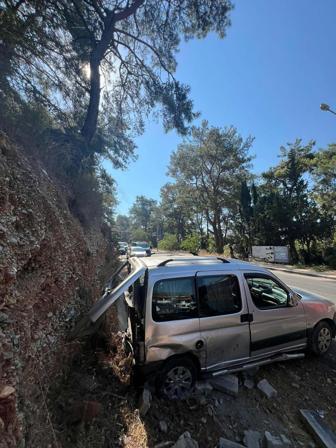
[271,270,336,302]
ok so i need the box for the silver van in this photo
[88,256,336,399]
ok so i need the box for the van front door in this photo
[196,271,251,371]
[243,273,307,357]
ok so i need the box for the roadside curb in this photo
[266,266,336,281]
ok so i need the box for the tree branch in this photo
[114,0,145,22]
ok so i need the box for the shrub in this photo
[131,229,149,242]
[180,234,201,254]
[206,237,216,253]
[325,247,336,269]
[158,234,180,251]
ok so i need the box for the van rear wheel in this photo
[157,358,197,400]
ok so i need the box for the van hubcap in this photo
[163,366,193,399]
[318,327,331,353]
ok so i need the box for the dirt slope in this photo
[0,134,112,447]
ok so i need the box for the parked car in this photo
[130,241,151,256]
[88,256,336,399]
[118,242,128,255]
[129,246,148,258]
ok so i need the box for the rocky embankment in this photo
[0,134,112,447]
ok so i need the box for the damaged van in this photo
[87,256,336,399]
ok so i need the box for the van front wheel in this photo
[157,358,197,400]
[309,321,333,355]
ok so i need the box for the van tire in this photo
[156,357,197,400]
[309,321,333,355]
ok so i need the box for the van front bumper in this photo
[133,360,164,384]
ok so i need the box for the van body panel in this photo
[241,271,307,357]
[88,257,146,322]
[85,256,336,388]
[196,271,251,370]
[145,270,205,367]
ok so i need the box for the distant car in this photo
[130,241,151,256]
[118,242,128,255]
[129,246,148,257]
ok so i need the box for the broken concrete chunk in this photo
[154,442,175,448]
[300,409,336,448]
[280,435,291,446]
[173,431,199,448]
[139,388,152,417]
[211,374,239,397]
[159,420,168,433]
[0,386,15,400]
[243,430,262,448]
[195,381,213,393]
[264,431,291,447]
[244,378,255,389]
[257,379,277,399]
[218,437,245,448]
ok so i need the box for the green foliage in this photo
[131,228,149,242]
[168,120,254,253]
[310,144,336,215]
[160,183,194,241]
[115,215,131,242]
[206,237,217,253]
[128,195,165,246]
[325,247,336,269]
[158,234,180,251]
[1,0,233,156]
[180,234,201,254]
[130,196,156,230]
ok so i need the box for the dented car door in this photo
[196,271,251,371]
[145,271,203,367]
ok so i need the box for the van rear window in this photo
[197,275,242,317]
[152,277,197,322]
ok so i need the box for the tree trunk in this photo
[81,58,101,144]
[213,225,224,254]
[81,11,116,144]
[289,241,298,263]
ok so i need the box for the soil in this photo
[0,134,114,447]
[48,311,336,448]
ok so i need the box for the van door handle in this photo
[241,313,253,323]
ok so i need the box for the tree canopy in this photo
[168,120,253,253]
[1,0,233,166]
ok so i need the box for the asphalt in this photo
[271,269,336,302]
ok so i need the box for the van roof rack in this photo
[157,257,230,267]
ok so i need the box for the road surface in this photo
[136,252,336,302]
[271,270,336,302]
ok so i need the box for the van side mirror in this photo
[288,292,301,307]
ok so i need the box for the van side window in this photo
[197,275,242,317]
[244,274,289,309]
[152,278,197,322]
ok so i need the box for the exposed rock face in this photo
[0,135,112,447]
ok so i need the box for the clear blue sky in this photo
[106,0,336,216]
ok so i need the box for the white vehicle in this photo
[129,246,148,257]
[130,241,151,256]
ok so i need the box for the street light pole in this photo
[320,103,336,116]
